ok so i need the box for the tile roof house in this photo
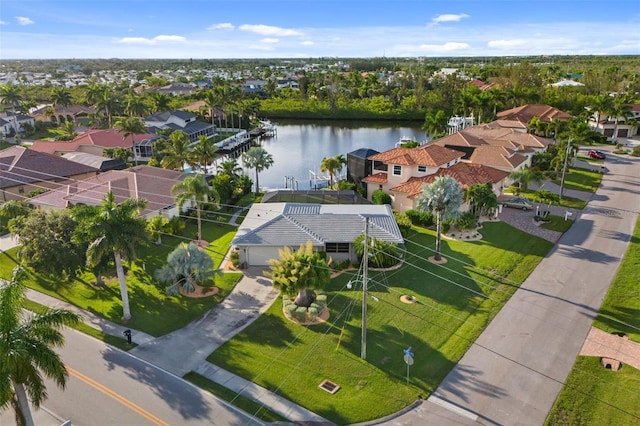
[145,110,215,143]
[30,104,96,124]
[30,128,162,162]
[29,165,187,218]
[0,145,98,202]
[361,144,510,213]
[496,104,573,129]
[232,202,404,266]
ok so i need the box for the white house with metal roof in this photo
[232,202,404,266]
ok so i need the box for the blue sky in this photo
[1,0,639,59]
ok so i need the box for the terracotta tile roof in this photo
[429,132,486,148]
[389,162,509,198]
[497,104,572,124]
[454,126,552,149]
[30,128,157,155]
[0,145,98,189]
[468,146,529,169]
[367,144,463,167]
[29,165,186,216]
[362,172,388,184]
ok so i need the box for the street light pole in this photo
[361,218,369,360]
[559,137,572,200]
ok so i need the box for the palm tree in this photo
[114,116,147,166]
[415,176,464,261]
[0,83,23,113]
[465,183,497,216]
[0,266,80,426]
[155,242,215,295]
[217,158,242,177]
[172,174,219,244]
[93,86,118,127]
[242,146,274,195]
[509,166,544,191]
[147,214,168,245]
[73,192,148,320]
[51,120,77,141]
[319,156,342,188]
[188,135,219,173]
[123,92,148,118]
[588,94,613,130]
[160,130,190,171]
[203,89,221,127]
[608,97,632,142]
[50,86,72,109]
[147,92,172,113]
[423,109,448,137]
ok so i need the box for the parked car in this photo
[588,149,606,159]
[501,197,534,211]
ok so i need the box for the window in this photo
[418,165,426,173]
[393,165,402,176]
[326,243,350,253]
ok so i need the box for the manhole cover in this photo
[319,379,340,394]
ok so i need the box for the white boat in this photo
[396,136,418,147]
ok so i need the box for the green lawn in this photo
[546,216,640,425]
[540,215,575,232]
[552,168,603,193]
[1,220,241,337]
[207,222,553,424]
[576,155,604,164]
[517,189,588,210]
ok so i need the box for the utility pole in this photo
[361,218,369,360]
[559,137,572,200]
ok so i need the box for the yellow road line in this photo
[67,366,170,426]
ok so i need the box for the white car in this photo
[502,197,534,211]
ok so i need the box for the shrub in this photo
[229,251,240,267]
[166,216,186,235]
[405,209,434,227]
[371,189,392,205]
[455,212,478,232]
[285,303,297,317]
[441,221,451,234]
[308,307,318,321]
[393,210,412,236]
[295,306,307,322]
[632,146,640,157]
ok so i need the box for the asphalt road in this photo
[0,328,264,426]
[387,148,640,425]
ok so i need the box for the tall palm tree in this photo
[509,166,544,191]
[319,156,342,188]
[172,174,219,244]
[0,266,80,426]
[123,92,148,118]
[415,176,464,261]
[147,92,172,113]
[203,89,221,127]
[73,192,148,320]
[242,146,274,195]
[50,120,77,141]
[188,135,219,173]
[114,116,147,166]
[93,86,118,127]
[0,83,23,113]
[50,86,72,109]
[160,130,190,171]
[608,97,632,142]
[217,158,242,177]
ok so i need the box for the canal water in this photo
[246,120,426,190]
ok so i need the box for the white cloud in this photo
[116,35,186,45]
[0,21,7,25]
[488,39,528,49]
[432,14,469,24]
[248,44,275,51]
[261,38,279,44]
[418,42,469,52]
[16,16,35,26]
[300,40,314,46]
[239,24,303,36]
[208,23,234,31]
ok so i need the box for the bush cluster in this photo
[405,209,435,227]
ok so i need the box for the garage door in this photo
[247,246,282,266]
